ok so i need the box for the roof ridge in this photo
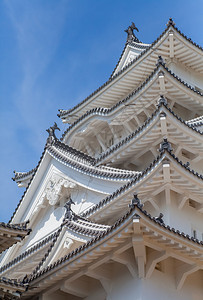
[96,102,203,164]
[57,24,171,118]
[58,19,203,119]
[82,151,165,217]
[48,143,138,180]
[24,206,135,284]
[22,224,64,283]
[9,134,139,224]
[23,197,202,286]
[60,63,203,142]
[9,148,47,223]
[173,23,203,52]
[0,221,30,232]
[65,218,110,237]
[12,168,37,182]
[82,146,203,218]
[0,231,57,274]
[54,139,95,165]
[134,201,203,245]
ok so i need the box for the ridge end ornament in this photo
[158,95,168,106]
[64,198,75,220]
[159,138,173,153]
[167,18,175,27]
[125,22,141,43]
[46,122,60,146]
[156,55,165,67]
[129,194,143,209]
[155,213,164,224]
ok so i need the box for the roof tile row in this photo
[58,19,202,118]
[60,62,203,141]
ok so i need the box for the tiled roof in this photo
[135,202,203,245]
[12,168,36,182]
[49,140,95,165]
[109,41,150,79]
[23,207,135,284]
[0,231,57,274]
[47,140,139,180]
[23,200,202,286]
[9,136,139,224]
[0,221,31,254]
[10,137,95,222]
[65,213,110,237]
[9,148,47,223]
[60,62,203,141]
[58,18,203,119]
[82,146,203,218]
[22,211,110,282]
[0,276,28,298]
[96,102,203,164]
[187,116,203,128]
[0,221,30,233]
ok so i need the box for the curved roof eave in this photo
[58,24,170,119]
[82,149,203,218]
[9,147,47,224]
[61,62,203,143]
[23,202,202,295]
[9,138,139,224]
[58,20,203,120]
[47,140,139,180]
[96,103,203,165]
[0,230,57,275]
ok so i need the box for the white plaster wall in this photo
[22,206,65,250]
[168,60,203,90]
[54,159,128,195]
[107,263,202,300]
[157,191,203,240]
[71,188,106,215]
[168,194,203,240]
[116,46,143,75]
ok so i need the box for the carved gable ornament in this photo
[43,174,76,206]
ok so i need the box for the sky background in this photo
[0,0,203,222]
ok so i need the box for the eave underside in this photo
[22,204,203,299]
[59,24,203,123]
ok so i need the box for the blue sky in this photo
[0,0,202,222]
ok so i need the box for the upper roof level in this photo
[58,19,203,124]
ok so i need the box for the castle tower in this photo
[0,19,202,300]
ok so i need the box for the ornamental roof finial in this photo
[64,198,75,220]
[167,18,175,27]
[159,138,173,153]
[129,194,143,209]
[155,213,164,224]
[158,95,168,106]
[125,22,141,43]
[156,55,165,67]
[46,122,60,146]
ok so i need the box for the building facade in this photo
[0,19,203,299]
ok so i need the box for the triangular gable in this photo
[58,19,203,124]
[61,63,203,145]
[82,148,203,221]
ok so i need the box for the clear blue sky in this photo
[0,0,202,222]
